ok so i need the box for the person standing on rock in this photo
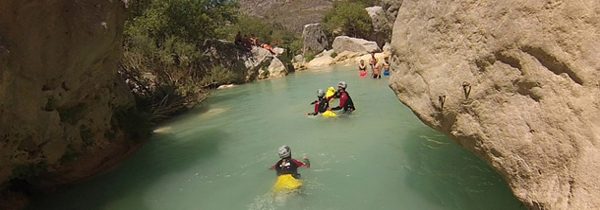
[331,81,356,113]
[359,60,368,78]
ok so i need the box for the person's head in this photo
[278,145,291,159]
[317,89,325,98]
[360,60,364,65]
[337,81,347,91]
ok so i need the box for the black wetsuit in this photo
[274,158,305,178]
[309,97,329,115]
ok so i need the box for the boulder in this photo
[333,51,361,64]
[302,23,329,55]
[306,50,335,68]
[380,0,403,21]
[365,6,392,33]
[293,54,307,71]
[389,0,600,209]
[273,47,285,55]
[332,36,381,54]
[267,57,288,78]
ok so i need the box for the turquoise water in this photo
[31,66,524,210]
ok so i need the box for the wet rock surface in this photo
[388,0,600,209]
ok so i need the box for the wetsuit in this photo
[331,90,355,112]
[272,158,308,178]
[308,97,329,115]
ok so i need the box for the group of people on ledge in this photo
[359,52,391,79]
[307,81,356,116]
[234,31,276,55]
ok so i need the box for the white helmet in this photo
[337,81,347,89]
[278,145,291,158]
[317,89,325,97]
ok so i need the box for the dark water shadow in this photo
[29,129,227,210]
[400,126,525,210]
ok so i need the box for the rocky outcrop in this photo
[202,42,289,82]
[366,6,392,34]
[0,0,135,203]
[302,23,329,56]
[246,47,288,80]
[366,6,393,45]
[306,50,335,68]
[266,57,287,79]
[332,36,381,54]
[389,0,600,209]
[380,0,403,22]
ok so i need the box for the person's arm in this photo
[293,158,310,168]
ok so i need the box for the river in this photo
[31,65,524,210]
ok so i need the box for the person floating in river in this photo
[271,145,310,178]
[358,59,368,78]
[307,89,329,116]
[331,81,356,113]
[270,145,310,193]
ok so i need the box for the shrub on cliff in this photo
[322,0,374,40]
[121,0,238,121]
[223,15,302,66]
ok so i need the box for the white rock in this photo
[332,36,381,54]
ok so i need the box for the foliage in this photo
[322,0,374,40]
[125,0,238,44]
[223,15,303,62]
[121,0,237,120]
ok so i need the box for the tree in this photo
[322,1,374,39]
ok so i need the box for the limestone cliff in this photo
[388,0,600,209]
[0,0,134,205]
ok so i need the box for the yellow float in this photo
[322,110,337,118]
[272,174,303,193]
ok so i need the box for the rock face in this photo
[365,6,392,34]
[306,50,335,68]
[266,57,287,79]
[302,23,329,55]
[389,0,600,209]
[0,0,135,199]
[246,47,288,80]
[332,36,381,54]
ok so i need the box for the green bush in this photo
[323,1,374,39]
[121,0,237,118]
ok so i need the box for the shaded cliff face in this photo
[0,0,133,197]
[389,0,600,209]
